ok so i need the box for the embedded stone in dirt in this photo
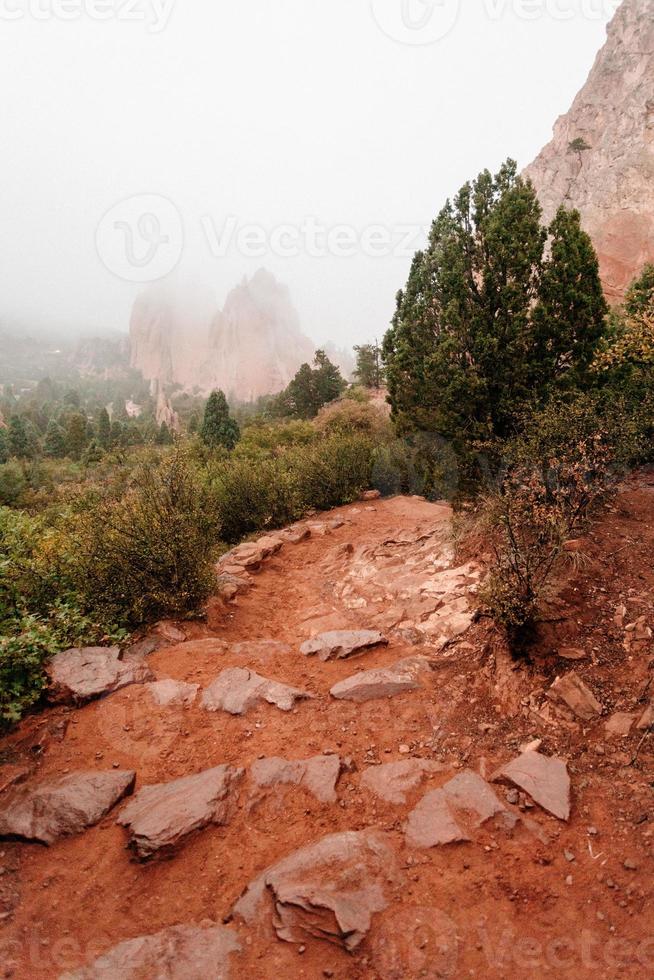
[117,765,243,860]
[361,489,381,501]
[361,759,445,805]
[201,668,312,715]
[61,922,241,979]
[441,770,507,825]
[250,755,341,803]
[637,703,654,730]
[558,647,588,662]
[232,830,397,951]
[546,672,603,721]
[216,573,250,602]
[145,679,199,708]
[604,712,637,737]
[47,647,154,705]
[492,751,570,821]
[300,629,388,661]
[278,524,311,544]
[404,789,469,849]
[0,771,136,845]
[330,657,433,703]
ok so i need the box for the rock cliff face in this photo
[525,0,654,302]
[129,270,350,403]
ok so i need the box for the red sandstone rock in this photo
[492,752,571,822]
[300,629,388,661]
[47,647,153,705]
[201,668,312,715]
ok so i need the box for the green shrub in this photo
[73,451,221,625]
[0,462,27,506]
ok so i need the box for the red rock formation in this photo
[525,0,654,302]
[129,269,352,402]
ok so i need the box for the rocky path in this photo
[0,492,652,978]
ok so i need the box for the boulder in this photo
[47,647,154,705]
[145,680,199,708]
[117,765,243,860]
[0,771,136,845]
[405,790,468,849]
[492,751,570,821]
[62,923,241,979]
[300,629,388,662]
[278,524,311,545]
[361,759,445,805]
[546,672,602,721]
[330,657,433,704]
[201,668,312,715]
[250,755,341,804]
[233,830,397,951]
[361,490,381,501]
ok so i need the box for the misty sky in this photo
[0,0,618,348]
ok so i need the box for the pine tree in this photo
[383,160,607,449]
[201,390,240,450]
[44,420,67,458]
[354,343,384,388]
[8,416,30,458]
[66,413,88,460]
[532,207,607,388]
[156,422,174,446]
[0,427,7,464]
[312,350,347,407]
[97,408,111,449]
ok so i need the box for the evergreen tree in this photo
[383,160,607,449]
[66,413,88,460]
[64,389,80,408]
[156,422,174,446]
[354,343,384,388]
[625,264,654,317]
[8,416,30,458]
[44,420,67,458]
[275,351,347,419]
[0,427,7,464]
[532,207,607,388]
[312,350,347,406]
[188,412,200,435]
[201,390,240,450]
[97,408,111,449]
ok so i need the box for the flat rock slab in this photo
[492,751,570,821]
[117,765,243,860]
[405,771,506,849]
[405,790,469,849]
[233,830,397,951]
[62,923,241,980]
[202,667,312,715]
[330,657,433,703]
[637,702,654,730]
[546,672,602,721]
[145,679,199,708]
[0,771,136,845]
[47,647,154,705]
[250,755,341,803]
[300,629,388,661]
[361,759,445,805]
[604,712,637,737]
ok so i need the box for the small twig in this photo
[630,727,652,766]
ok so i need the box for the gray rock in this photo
[330,657,433,703]
[250,755,341,804]
[441,770,507,825]
[492,751,571,821]
[300,630,388,662]
[404,770,507,849]
[361,759,445,805]
[233,830,397,951]
[201,668,312,715]
[47,647,154,705]
[61,923,241,979]
[0,771,136,845]
[637,702,654,730]
[117,765,243,860]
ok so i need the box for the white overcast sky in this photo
[0,0,618,348]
